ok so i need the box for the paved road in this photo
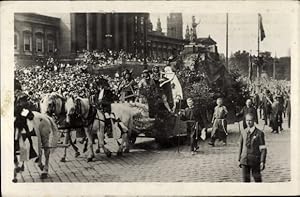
[16,118,290,182]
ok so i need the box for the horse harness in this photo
[75,99,127,137]
[75,99,100,128]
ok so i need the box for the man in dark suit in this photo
[179,98,207,155]
[261,89,273,126]
[238,113,267,182]
[236,99,258,129]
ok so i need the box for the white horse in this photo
[65,96,145,162]
[14,110,59,179]
[40,93,80,162]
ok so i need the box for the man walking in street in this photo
[261,89,273,126]
[209,98,228,146]
[238,113,267,182]
[179,98,206,155]
[270,96,281,134]
[236,99,258,129]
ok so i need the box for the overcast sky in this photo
[42,12,293,58]
[150,13,292,57]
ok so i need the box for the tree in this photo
[229,50,250,76]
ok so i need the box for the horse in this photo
[40,93,80,162]
[65,96,146,162]
[13,110,59,180]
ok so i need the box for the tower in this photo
[185,25,190,40]
[167,13,183,39]
[156,18,162,33]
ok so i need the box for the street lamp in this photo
[105,34,112,50]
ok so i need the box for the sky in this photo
[42,12,293,58]
[150,13,293,57]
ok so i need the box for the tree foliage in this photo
[176,52,250,111]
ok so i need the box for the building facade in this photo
[70,13,149,54]
[14,13,60,66]
[148,32,187,60]
[167,13,183,39]
[14,13,188,65]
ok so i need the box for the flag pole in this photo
[257,14,260,82]
[273,52,276,79]
[226,13,229,69]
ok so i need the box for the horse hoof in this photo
[75,152,80,158]
[38,164,44,171]
[117,151,123,156]
[15,167,21,173]
[87,157,94,162]
[124,148,130,153]
[12,178,18,183]
[60,157,66,162]
[95,149,100,154]
[35,157,39,163]
[105,152,112,158]
[40,173,48,179]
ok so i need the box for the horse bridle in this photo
[48,95,66,117]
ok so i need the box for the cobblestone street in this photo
[16,118,290,183]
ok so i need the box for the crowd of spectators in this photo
[78,49,165,69]
[15,60,144,105]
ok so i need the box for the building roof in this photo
[148,32,188,45]
[14,13,60,27]
[196,36,217,45]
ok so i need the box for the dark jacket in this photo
[262,94,273,114]
[238,127,267,167]
[180,105,207,129]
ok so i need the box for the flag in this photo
[259,14,266,41]
[248,54,253,81]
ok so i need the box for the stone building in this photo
[167,13,183,39]
[14,12,188,65]
[14,13,60,66]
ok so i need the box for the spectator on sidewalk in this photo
[209,98,228,146]
[238,113,267,182]
[236,99,258,129]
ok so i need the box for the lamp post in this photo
[105,34,112,50]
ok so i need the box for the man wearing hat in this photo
[151,65,161,86]
[138,70,157,117]
[180,98,206,155]
[118,69,136,102]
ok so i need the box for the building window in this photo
[23,31,32,52]
[14,33,19,50]
[35,33,44,53]
[48,39,54,53]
